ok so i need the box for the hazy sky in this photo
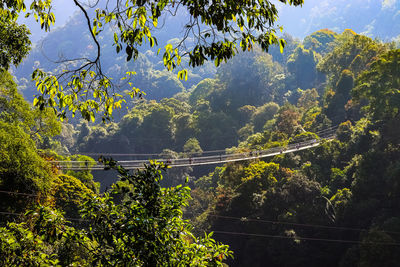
[20,0,400,43]
[277,0,399,39]
[18,0,79,43]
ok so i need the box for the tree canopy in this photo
[2,1,400,262]
[2,0,303,121]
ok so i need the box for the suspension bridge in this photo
[52,126,338,171]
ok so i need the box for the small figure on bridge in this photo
[189,157,193,165]
[296,144,300,150]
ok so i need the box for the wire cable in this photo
[0,211,87,222]
[212,230,400,246]
[52,133,335,170]
[2,210,397,246]
[0,190,41,197]
[206,214,400,235]
[61,125,340,158]
[2,190,398,236]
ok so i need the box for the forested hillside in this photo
[54,30,400,266]
[14,0,400,105]
[14,11,216,105]
[1,0,400,266]
[277,0,400,40]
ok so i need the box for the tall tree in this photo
[287,45,319,90]
[303,29,338,55]
[353,49,400,122]
[318,32,387,86]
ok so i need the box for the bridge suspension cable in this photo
[59,125,339,158]
[52,128,337,171]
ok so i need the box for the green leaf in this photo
[126,7,132,18]
[279,39,286,54]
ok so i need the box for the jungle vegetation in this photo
[1,0,400,266]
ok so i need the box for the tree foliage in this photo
[318,32,388,85]
[2,21,400,266]
[0,0,305,121]
[303,29,338,55]
[0,9,31,70]
[26,0,303,120]
[287,44,319,89]
[353,49,400,121]
[0,162,233,266]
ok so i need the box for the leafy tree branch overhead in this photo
[2,0,303,122]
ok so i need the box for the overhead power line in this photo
[2,209,397,246]
[205,214,400,235]
[0,211,87,222]
[1,210,399,246]
[0,190,40,197]
[212,230,400,246]
[1,190,398,236]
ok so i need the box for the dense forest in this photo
[1,0,400,266]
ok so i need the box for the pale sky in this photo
[18,0,400,43]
